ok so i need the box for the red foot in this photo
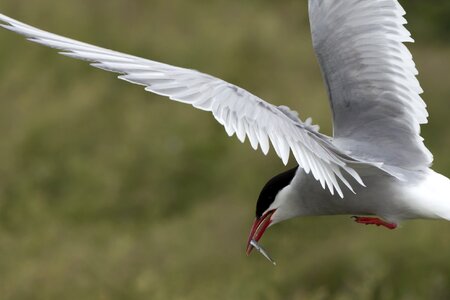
[352,216,397,230]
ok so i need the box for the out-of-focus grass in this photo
[0,0,449,299]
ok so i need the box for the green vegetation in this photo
[0,0,449,299]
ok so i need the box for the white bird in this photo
[0,0,449,264]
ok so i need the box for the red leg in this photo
[352,216,397,230]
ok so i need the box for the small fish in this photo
[250,239,276,266]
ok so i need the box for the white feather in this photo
[0,12,373,197]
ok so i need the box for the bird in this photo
[0,0,449,263]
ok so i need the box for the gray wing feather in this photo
[309,0,433,173]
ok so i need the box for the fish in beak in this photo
[246,209,276,264]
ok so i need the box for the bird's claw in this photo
[351,216,397,230]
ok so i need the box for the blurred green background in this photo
[0,1,449,299]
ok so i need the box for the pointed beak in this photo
[246,209,275,256]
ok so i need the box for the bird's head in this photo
[246,166,299,255]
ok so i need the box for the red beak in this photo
[246,209,275,255]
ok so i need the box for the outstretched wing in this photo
[0,13,365,197]
[309,0,433,175]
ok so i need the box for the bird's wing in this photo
[0,13,369,197]
[309,0,433,176]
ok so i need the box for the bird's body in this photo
[280,167,450,223]
[0,0,449,263]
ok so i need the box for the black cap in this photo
[255,166,299,218]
